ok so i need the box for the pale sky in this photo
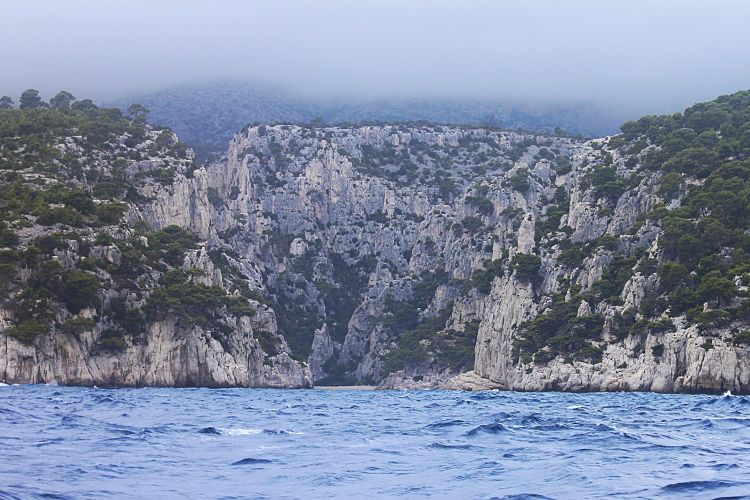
[2,0,749,116]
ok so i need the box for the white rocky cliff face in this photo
[0,125,311,388]
[1,315,310,388]
[141,124,750,393]
[3,121,748,393]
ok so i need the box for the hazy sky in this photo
[2,0,749,115]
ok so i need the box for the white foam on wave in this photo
[0,382,9,387]
[723,390,733,397]
[223,428,263,436]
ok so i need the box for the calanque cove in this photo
[2,90,750,394]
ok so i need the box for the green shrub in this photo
[696,271,736,306]
[585,255,638,305]
[226,296,256,317]
[146,270,226,325]
[155,168,175,185]
[465,195,493,215]
[658,172,683,200]
[513,294,604,365]
[97,329,127,353]
[558,244,586,268]
[688,308,732,330]
[95,202,127,224]
[648,318,676,334]
[122,308,146,334]
[382,307,453,374]
[658,261,689,291]
[3,320,50,345]
[583,165,627,203]
[0,222,18,247]
[0,261,16,290]
[62,271,100,313]
[610,309,637,340]
[461,216,483,233]
[509,169,531,193]
[61,317,96,336]
[93,180,126,198]
[108,297,146,335]
[597,235,619,251]
[512,253,541,283]
[34,234,66,255]
[63,190,95,214]
[471,259,504,293]
[438,320,480,370]
[735,330,750,346]
[555,156,572,175]
[37,206,84,227]
[144,225,196,267]
[254,330,280,356]
[535,188,570,243]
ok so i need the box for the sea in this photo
[1,385,749,499]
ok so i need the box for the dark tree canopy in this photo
[127,103,150,123]
[19,89,46,110]
[49,91,76,112]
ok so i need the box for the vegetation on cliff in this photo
[3,86,750,390]
[513,90,750,365]
[0,91,271,356]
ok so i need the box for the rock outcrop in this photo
[1,316,310,388]
[4,91,750,393]
[0,114,311,388]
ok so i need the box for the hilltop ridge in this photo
[2,88,750,393]
[109,80,619,160]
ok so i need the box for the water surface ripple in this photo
[1,386,750,498]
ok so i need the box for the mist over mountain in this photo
[109,82,316,160]
[111,80,621,160]
[5,1,750,118]
[7,0,749,162]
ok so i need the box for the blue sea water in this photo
[1,386,750,499]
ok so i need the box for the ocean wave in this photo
[661,479,747,494]
[426,419,465,429]
[3,387,750,498]
[263,429,304,435]
[197,426,223,435]
[465,423,510,435]
[231,457,274,466]
[428,442,476,450]
[500,495,554,499]
[196,427,302,436]
[198,426,262,436]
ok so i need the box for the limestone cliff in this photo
[170,98,748,394]
[0,104,311,387]
[3,90,750,393]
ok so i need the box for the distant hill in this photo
[111,80,621,160]
[321,97,618,136]
[109,81,317,160]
